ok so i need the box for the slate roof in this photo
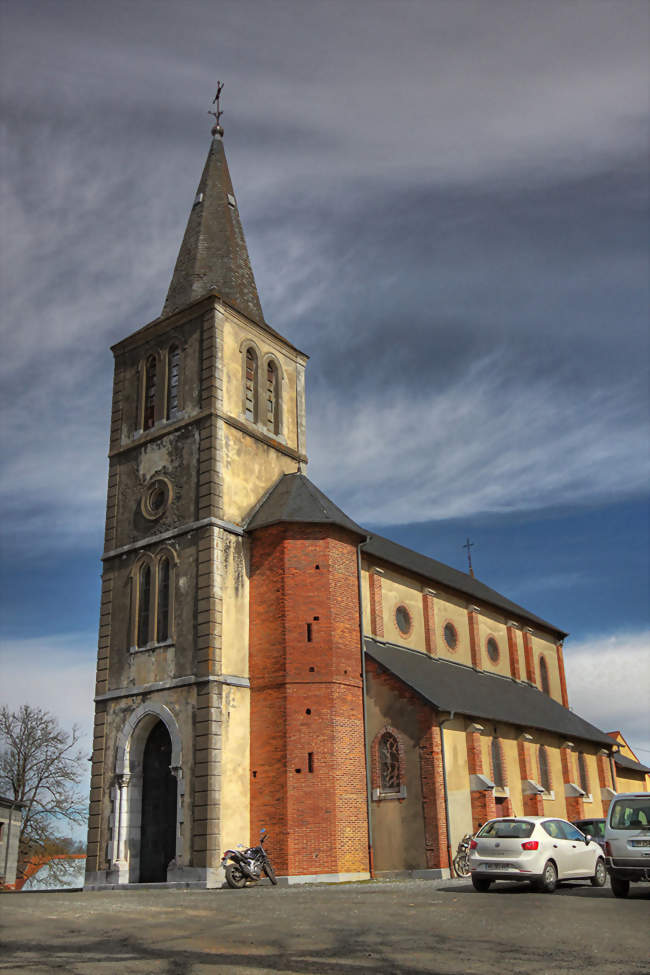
[614,753,650,775]
[246,473,366,537]
[364,533,566,638]
[163,135,265,324]
[365,638,613,747]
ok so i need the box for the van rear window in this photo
[478,820,534,839]
[610,798,650,830]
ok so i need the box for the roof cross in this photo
[462,537,475,578]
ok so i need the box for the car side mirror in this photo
[584,834,592,845]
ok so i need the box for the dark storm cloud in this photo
[1,0,648,546]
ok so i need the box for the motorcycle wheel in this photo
[453,854,470,878]
[264,862,278,885]
[225,863,248,889]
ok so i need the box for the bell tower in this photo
[85,115,308,888]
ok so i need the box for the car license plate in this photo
[487,862,511,870]
[631,840,650,848]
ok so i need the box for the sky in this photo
[1,0,649,814]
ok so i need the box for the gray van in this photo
[604,792,650,897]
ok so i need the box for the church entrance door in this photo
[140,720,177,883]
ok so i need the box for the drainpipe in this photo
[357,538,374,878]
[609,745,619,794]
[438,713,455,877]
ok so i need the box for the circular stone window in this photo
[443,622,458,650]
[141,477,172,520]
[486,636,500,663]
[395,605,412,636]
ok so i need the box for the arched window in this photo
[539,745,551,793]
[491,737,505,788]
[244,347,258,422]
[143,355,157,430]
[379,732,401,794]
[265,360,279,434]
[539,657,550,695]
[157,557,170,642]
[166,345,180,420]
[578,752,590,795]
[137,563,152,647]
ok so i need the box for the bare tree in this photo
[0,705,87,876]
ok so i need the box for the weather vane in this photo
[209,81,225,137]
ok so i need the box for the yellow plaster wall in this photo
[379,571,425,650]
[220,683,251,851]
[512,628,526,682]
[221,424,298,524]
[442,719,473,851]
[537,737,568,817]
[477,611,510,678]
[434,593,472,667]
[501,733,525,816]
[360,566,372,634]
[532,632,563,703]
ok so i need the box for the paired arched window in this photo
[244,347,258,422]
[491,737,505,788]
[266,360,279,434]
[137,343,182,432]
[379,732,401,794]
[132,550,176,648]
[539,656,550,695]
[538,745,551,793]
[577,752,590,795]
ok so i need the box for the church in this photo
[84,118,642,888]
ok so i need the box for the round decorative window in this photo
[141,477,172,520]
[486,636,500,663]
[395,605,412,636]
[443,622,458,650]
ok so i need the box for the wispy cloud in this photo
[564,629,650,757]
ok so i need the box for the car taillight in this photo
[604,841,612,857]
[469,839,478,850]
[521,841,539,850]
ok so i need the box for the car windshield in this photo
[610,798,650,830]
[478,820,534,839]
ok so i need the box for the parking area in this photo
[0,877,648,975]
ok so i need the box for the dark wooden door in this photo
[140,721,177,883]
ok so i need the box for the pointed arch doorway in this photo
[140,720,177,883]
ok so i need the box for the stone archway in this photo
[110,703,184,884]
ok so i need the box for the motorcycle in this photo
[222,828,278,888]
[452,832,474,878]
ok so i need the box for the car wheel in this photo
[610,875,630,898]
[536,860,557,893]
[591,858,607,887]
[471,877,492,892]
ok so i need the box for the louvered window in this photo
[539,745,551,792]
[144,356,157,430]
[244,348,258,422]
[137,563,151,647]
[157,558,170,642]
[539,656,550,695]
[266,361,279,434]
[166,345,179,419]
[492,737,505,788]
[379,732,401,794]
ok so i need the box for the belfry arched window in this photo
[491,737,505,788]
[539,745,551,793]
[265,360,279,434]
[244,347,258,422]
[539,656,550,695]
[166,345,180,420]
[137,563,152,647]
[132,549,177,649]
[143,355,157,430]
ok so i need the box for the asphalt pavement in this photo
[1,877,648,974]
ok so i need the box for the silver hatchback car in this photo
[469,816,606,892]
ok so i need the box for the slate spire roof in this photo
[162,134,264,323]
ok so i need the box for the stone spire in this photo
[162,133,264,323]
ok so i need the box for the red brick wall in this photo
[506,625,521,681]
[467,609,482,670]
[560,747,584,820]
[556,643,569,707]
[522,630,536,685]
[517,739,544,815]
[249,523,369,878]
[422,593,437,656]
[368,572,384,638]
[466,728,496,829]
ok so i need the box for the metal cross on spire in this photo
[208,81,225,137]
[462,537,475,578]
